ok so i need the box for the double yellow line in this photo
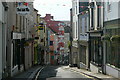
[34,67,44,80]
[63,67,96,80]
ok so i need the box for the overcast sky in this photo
[33,0,72,21]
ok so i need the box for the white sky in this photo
[33,0,72,21]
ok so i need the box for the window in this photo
[82,17,85,33]
[41,39,44,42]
[76,22,78,38]
[97,5,100,27]
[20,16,22,32]
[80,46,86,64]
[91,7,94,29]
[76,2,77,14]
[107,0,112,12]
[13,40,21,68]
[90,37,102,66]
[50,41,53,45]
[106,29,120,68]
[85,17,87,32]
[80,18,82,33]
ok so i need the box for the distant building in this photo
[43,14,66,65]
[64,33,70,65]
[43,14,64,33]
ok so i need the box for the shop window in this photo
[13,40,21,68]
[50,41,53,46]
[106,29,120,68]
[41,39,44,42]
[107,0,112,12]
[80,46,86,64]
[90,37,102,66]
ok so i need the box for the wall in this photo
[103,1,120,78]
[104,2,119,21]
[72,0,79,40]
[106,65,119,78]
[54,35,58,54]
[0,2,6,79]
[0,21,2,80]
[78,13,89,41]
[0,2,3,79]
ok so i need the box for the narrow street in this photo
[0,1,120,80]
[37,66,96,80]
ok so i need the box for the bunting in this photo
[16,2,29,7]
[36,3,71,7]
[79,6,103,8]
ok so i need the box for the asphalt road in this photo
[37,66,96,80]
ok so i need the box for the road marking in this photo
[70,69,96,80]
[63,67,96,80]
[34,67,44,80]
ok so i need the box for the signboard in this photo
[72,41,78,48]
[38,26,44,30]
[38,23,44,30]
[13,32,25,39]
[13,32,21,39]
[16,2,30,15]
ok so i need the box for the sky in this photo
[33,0,72,21]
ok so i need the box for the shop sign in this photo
[16,2,30,15]
[38,26,44,30]
[13,32,21,39]
[13,32,25,39]
[72,41,78,48]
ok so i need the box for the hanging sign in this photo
[38,26,44,30]
[16,2,30,15]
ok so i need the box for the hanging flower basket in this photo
[110,35,120,42]
[24,42,29,46]
[101,35,110,41]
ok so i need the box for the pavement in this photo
[12,65,43,80]
[6,65,119,80]
[36,65,99,80]
[62,66,120,80]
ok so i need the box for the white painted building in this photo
[5,2,36,77]
[0,2,8,79]
[71,0,80,67]
[78,9,89,69]
[0,2,4,79]
[104,1,120,22]
[72,0,79,40]
[103,1,120,78]
[89,0,104,73]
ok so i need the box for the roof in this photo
[43,14,64,33]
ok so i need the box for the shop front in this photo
[103,28,120,78]
[78,41,89,69]
[71,41,79,67]
[11,32,25,76]
[89,31,103,73]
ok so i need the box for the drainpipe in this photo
[88,1,91,70]
[102,2,106,74]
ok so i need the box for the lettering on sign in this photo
[16,2,30,15]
